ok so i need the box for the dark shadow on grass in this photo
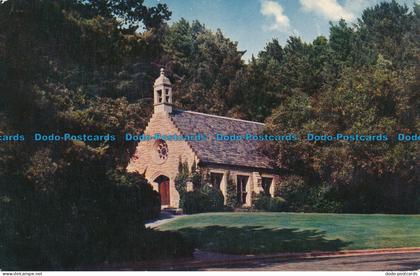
[177,225,351,255]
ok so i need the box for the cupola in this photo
[153,68,173,113]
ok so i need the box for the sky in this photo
[145,0,418,60]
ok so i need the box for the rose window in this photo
[157,140,168,159]
[153,139,168,163]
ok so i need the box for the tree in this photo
[329,19,354,63]
[0,0,193,269]
[357,0,414,67]
[162,19,245,116]
[264,1,419,214]
[77,0,171,31]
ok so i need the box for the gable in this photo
[127,111,199,180]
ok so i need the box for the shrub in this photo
[279,175,343,213]
[277,175,307,211]
[175,160,225,213]
[104,229,194,263]
[174,159,190,209]
[111,172,161,220]
[225,171,238,208]
[184,184,224,214]
[0,171,192,270]
[252,193,286,212]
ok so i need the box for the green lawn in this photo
[157,212,420,255]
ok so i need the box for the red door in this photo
[159,180,170,205]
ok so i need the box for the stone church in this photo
[127,69,280,208]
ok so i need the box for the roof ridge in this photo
[173,109,265,125]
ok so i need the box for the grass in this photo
[157,212,420,255]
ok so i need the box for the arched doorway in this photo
[154,175,170,206]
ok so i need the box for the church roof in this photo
[170,109,274,170]
[154,68,171,87]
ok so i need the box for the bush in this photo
[0,171,192,270]
[184,184,224,214]
[175,160,225,213]
[225,172,238,208]
[252,193,286,212]
[279,175,343,213]
[174,159,189,209]
[111,172,161,221]
[102,229,194,263]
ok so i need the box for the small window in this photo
[210,173,223,190]
[157,90,162,103]
[237,175,249,204]
[262,177,273,196]
[165,89,170,103]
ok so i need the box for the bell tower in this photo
[153,68,173,113]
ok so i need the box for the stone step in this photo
[162,207,183,215]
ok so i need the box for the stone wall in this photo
[127,111,198,208]
[203,164,280,207]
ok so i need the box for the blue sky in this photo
[145,0,418,60]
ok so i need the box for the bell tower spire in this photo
[153,68,173,113]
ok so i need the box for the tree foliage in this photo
[263,1,419,213]
[161,19,245,116]
[0,0,191,269]
[0,0,419,269]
